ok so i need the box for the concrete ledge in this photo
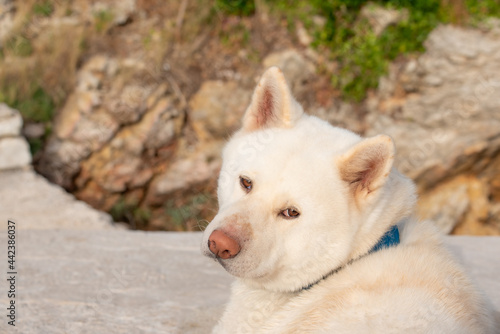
[0,170,117,231]
[0,231,498,333]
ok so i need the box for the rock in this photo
[488,203,500,231]
[0,0,14,47]
[312,15,326,28]
[38,139,91,187]
[417,175,494,235]
[105,83,152,125]
[128,168,153,189]
[53,94,81,139]
[360,3,408,36]
[0,170,116,230]
[92,0,136,26]
[0,105,31,170]
[22,122,45,139]
[482,17,500,37]
[0,103,22,137]
[189,81,252,140]
[0,137,31,170]
[296,22,312,46]
[0,110,115,231]
[311,101,365,135]
[144,98,183,151]
[263,49,316,93]
[72,96,183,209]
[82,54,110,73]
[54,93,118,151]
[38,54,185,213]
[367,25,500,234]
[146,142,222,205]
[39,55,124,187]
[68,108,118,151]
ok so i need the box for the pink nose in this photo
[208,230,241,259]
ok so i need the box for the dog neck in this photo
[299,225,400,292]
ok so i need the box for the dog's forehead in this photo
[224,118,361,182]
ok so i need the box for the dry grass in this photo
[34,23,84,105]
[0,0,85,121]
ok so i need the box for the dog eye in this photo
[239,176,252,192]
[281,208,300,219]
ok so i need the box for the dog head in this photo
[201,67,416,292]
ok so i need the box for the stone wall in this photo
[366,25,500,234]
[36,55,193,229]
[0,0,491,233]
[0,103,31,170]
[0,103,116,230]
[33,23,500,234]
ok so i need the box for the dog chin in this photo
[216,258,269,280]
[217,259,245,277]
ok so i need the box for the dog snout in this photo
[208,230,241,259]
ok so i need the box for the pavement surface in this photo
[0,229,230,334]
[0,227,499,333]
[0,170,117,231]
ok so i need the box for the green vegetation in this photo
[4,35,33,57]
[94,10,115,33]
[220,22,251,48]
[110,198,151,230]
[214,0,256,16]
[308,0,448,101]
[164,193,216,231]
[0,85,55,154]
[0,1,83,143]
[215,0,500,101]
[467,0,500,25]
[1,86,55,123]
[28,137,44,155]
[33,0,54,17]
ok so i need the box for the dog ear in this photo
[242,66,303,132]
[337,135,395,198]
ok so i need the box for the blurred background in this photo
[0,0,499,234]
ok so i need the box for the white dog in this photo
[201,67,495,333]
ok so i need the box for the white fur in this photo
[201,67,495,333]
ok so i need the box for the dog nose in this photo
[208,230,241,259]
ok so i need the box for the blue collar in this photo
[301,225,400,291]
[369,225,400,254]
